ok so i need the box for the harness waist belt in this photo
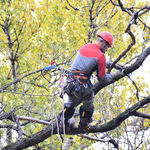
[71,70,89,80]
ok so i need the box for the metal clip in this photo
[83,83,88,88]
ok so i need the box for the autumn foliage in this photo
[0,0,150,149]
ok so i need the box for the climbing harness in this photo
[43,62,93,100]
[62,70,91,97]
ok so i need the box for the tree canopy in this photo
[0,0,150,149]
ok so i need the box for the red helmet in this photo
[97,31,114,47]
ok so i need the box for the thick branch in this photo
[94,46,150,95]
[2,119,58,150]
[3,95,150,150]
[69,96,150,134]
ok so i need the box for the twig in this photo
[127,75,140,101]
[18,116,51,125]
[66,0,80,11]
[80,134,119,149]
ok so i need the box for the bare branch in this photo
[13,28,20,60]
[118,0,132,15]
[0,111,16,121]
[108,12,136,73]
[126,75,140,101]
[110,0,119,7]
[18,116,51,125]
[15,117,23,139]
[138,6,150,17]
[108,2,150,73]
[133,111,150,119]
[80,134,119,149]
[66,0,80,11]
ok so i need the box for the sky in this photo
[132,55,150,89]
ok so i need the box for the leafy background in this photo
[0,0,149,149]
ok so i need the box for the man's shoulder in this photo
[79,44,105,59]
[80,43,101,52]
[81,43,96,48]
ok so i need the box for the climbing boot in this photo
[79,105,93,129]
[59,106,75,132]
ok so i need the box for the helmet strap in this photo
[103,42,106,49]
[98,36,107,53]
[98,36,104,42]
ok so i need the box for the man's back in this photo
[71,43,106,79]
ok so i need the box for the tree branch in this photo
[0,68,43,92]
[108,10,136,73]
[80,134,119,149]
[108,2,150,73]
[2,95,150,150]
[94,46,150,95]
[18,116,51,125]
[117,0,132,15]
[133,111,150,119]
[66,0,80,11]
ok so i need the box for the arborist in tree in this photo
[60,31,114,131]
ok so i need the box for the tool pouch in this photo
[63,78,76,95]
[62,72,91,98]
[63,71,82,96]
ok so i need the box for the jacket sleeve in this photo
[97,55,106,80]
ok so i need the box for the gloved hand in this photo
[106,61,112,68]
[105,73,113,82]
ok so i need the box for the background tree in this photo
[0,0,150,149]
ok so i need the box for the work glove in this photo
[106,61,112,68]
[104,73,113,82]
